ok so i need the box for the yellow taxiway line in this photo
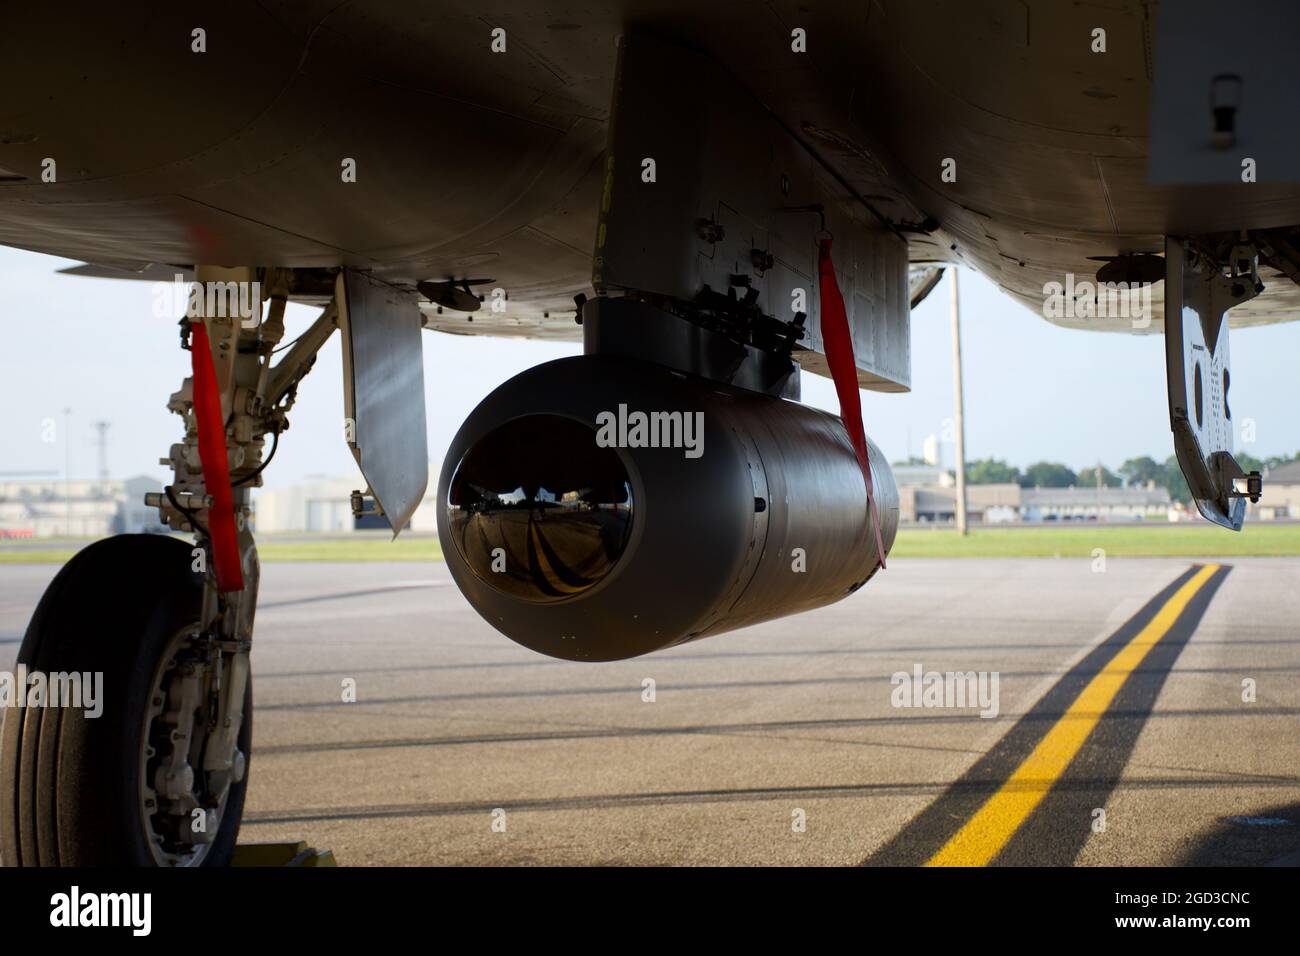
[925,563,1221,867]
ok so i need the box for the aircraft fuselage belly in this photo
[1,2,1297,330]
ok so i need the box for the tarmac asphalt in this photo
[1,556,1298,866]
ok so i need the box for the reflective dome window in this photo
[447,415,634,601]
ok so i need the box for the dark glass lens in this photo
[446,415,634,601]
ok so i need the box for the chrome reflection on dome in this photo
[446,415,634,601]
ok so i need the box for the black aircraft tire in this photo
[0,534,251,866]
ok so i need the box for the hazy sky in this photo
[2,244,1299,490]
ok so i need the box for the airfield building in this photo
[0,476,166,538]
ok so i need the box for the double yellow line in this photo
[925,564,1220,867]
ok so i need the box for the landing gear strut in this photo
[1164,236,1264,529]
[1,268,339,866]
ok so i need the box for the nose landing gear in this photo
[1,268,340,866]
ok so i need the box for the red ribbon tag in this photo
[817,238,886,570]
[190,322,244,593]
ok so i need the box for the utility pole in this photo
[93,421,111,492]
[949,268,968,535]
[62,407,73,537]
[1096,458,1103,521]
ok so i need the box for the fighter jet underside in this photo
[0,0,1297,866]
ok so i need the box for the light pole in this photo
[93,420,111,493]
[950,269,968,535]
[62,407,72,537]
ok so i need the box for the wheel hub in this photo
[140,626,246,866]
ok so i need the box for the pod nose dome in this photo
[445,414,635,602]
